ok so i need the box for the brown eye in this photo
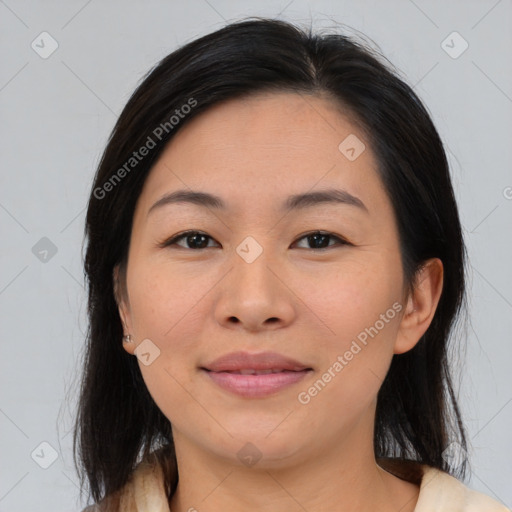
[293,231,350,250]
[159,230,351,251]
[160,231,219,250]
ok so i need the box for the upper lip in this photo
[201,351,312,372]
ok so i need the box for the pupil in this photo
[310,233,328,249]
[189,234,207,249]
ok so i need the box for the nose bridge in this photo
[235,234,267,265]
[214,233,295,330]
[231,234,277,296]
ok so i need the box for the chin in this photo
[210,424,307,468]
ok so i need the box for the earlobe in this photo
[394,258,444,355]
[122,334,136,355]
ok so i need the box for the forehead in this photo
[163,91,367,164]
[136,91,387,218]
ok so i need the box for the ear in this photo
[394,258,444,355]
[113,264,136,355]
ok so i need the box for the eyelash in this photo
[158,230,352,251]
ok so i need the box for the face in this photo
[116,92,420,468]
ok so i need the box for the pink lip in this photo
[200,351,313,398]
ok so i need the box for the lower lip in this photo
[202,369,312,398]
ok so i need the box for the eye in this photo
[292,231,351,250]
[159,230,219,250]
[159,230,351,251]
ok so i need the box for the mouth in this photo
[200,351,313,398]
[213,368,306,375]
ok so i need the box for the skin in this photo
[114,91,444,512]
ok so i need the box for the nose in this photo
[214,247,296,333]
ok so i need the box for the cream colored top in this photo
[87,458,510,511]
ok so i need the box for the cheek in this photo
[296,287,400,423]
[128,261,212,344]
[294,258,402,400]
[130,281,205,431]
[296,257,402,345]
[127,260,219,403]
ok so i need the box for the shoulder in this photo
[416,466,510,512]
[81,455,170,512]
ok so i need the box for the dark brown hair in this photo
[74,16,468,508]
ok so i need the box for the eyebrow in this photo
[147,188,368,217]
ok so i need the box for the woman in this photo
[74,17,510,512]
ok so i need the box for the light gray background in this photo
[0,1,511,510]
